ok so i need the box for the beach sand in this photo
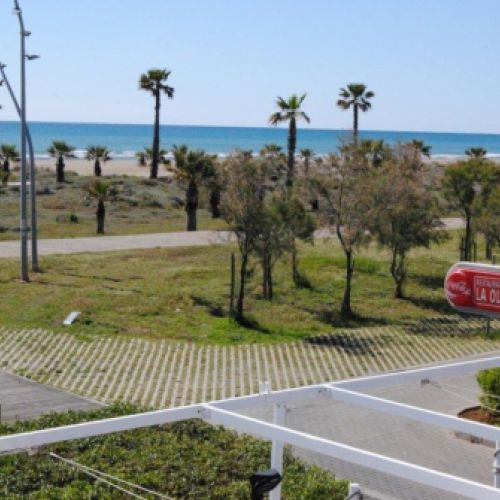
[33,158,172,178]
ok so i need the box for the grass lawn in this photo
[0,403,348,499]
[0,169,227,241]
[0,230,481,345]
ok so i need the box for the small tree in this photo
[48,141,75,183]
[171,145,214,231]
[86,146,111,176]
[221,154,267,320]
[366,147,446,298]
[84,180,111,234]
[442,159,496,261]
[476,184,500,259]
[0,144,19,173]
[310,145,371,315]
[477,369,500,412]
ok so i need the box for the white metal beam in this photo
[325,386,500,443]
[202,405,500,499]
[0,405,201,454]
[333,354,500,391]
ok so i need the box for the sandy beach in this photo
[32,158,173,178]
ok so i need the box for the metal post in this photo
[0,63,38,271]
[270,403,287,500]
[14,1,29,281]
[494,442,500,488]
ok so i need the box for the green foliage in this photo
[0,404,347,499]
[47,141,75,158]
[477,369,500,411]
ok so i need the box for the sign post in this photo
[445,262,500,319]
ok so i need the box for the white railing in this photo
[2,355,500,499]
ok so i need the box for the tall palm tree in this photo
[83,180,111,234]
[139,69,174,179]
[171,145,213,231]
[269,94,310,192]
[48,141,75,183]
[86,145,111,176]
[0,144,19,173]
[337,83,375,143]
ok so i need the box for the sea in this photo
[1,120,500,160]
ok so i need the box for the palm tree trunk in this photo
[186,179,198,231]
[210,188,221,218]
[96,200,105,234]
[341,250,354,316]
[236,252,248,321]
[286,117,297,193]
[353,104,359,144]
[151,89,161,179]
[56,155,65,183]
[94,159,102,177]
[3,160,9,173]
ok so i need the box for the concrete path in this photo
[0,370,102,423]
[0,230,234,258]
[244,363,495,500]
[0,218,464,258]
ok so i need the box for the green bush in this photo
[476,368,500,411]
[0,403,348,499]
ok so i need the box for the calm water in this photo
[1,120,500,158]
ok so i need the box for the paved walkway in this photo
[245,368,495,500]
[0,370,102,423]
[0,218,464,258]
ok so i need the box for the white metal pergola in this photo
[2,355,500,499]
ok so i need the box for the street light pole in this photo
[13,0,28,280]
[0,63,39,272]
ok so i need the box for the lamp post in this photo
[0,63,39,272]
[13,0,36,279]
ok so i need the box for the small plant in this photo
[476,368,500,412]
[83,180,111,234]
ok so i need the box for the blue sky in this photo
[0,0,498,132]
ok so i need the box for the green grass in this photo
[0,231,482,345]
[0,169,226,241]
[0,403,348,499]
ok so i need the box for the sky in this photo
[0,0,499,133]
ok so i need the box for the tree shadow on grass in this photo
[305,332,384,357]
[412,274,445,289]
[403,295,452,315]
[404,315,487,337]
[191,295,225,318]
[234,315,271,334]
[305,306,389,329]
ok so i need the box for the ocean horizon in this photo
[2,120,500,159]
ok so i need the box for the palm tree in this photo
[47,141,75,183]
[83,180,111,234]
[142,146,168,166]
[269,94,310,192]
[0,144,19,173]
[139,69,174,179]
[337,83,375,142]
[410,139,432,158]
[299,148,314,175]
[171,145,213,231]
[465,147,487,159]
[86,145,111,176]
[136,151,147,167]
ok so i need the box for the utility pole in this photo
[0,63,39,271]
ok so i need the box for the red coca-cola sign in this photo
[445,263,500,318]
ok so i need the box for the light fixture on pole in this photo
[13,0,38,278]
[0,61,39,272]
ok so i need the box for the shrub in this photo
[476,368,500,411]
